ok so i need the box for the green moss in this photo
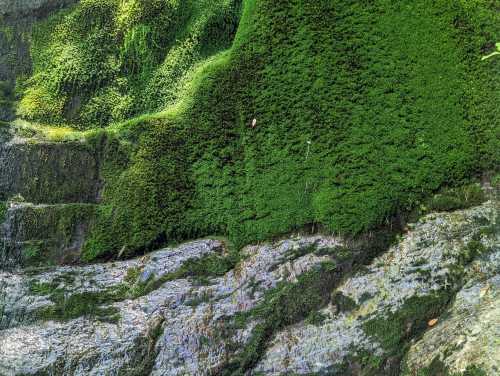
[21,241,45,266]
[222,261,340,375]
[364,292,452,357]
[410,356,488,376]
[11,0,499,259]
[0,201,6,223]
[19,0,240,127]
[81,0,498,259]
[423,184,487,213]
[130,248,241,297]
[331,291,358,313]
[35,285,128,322]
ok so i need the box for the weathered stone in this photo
[0,139,102,204]
[255,200,499,375]
[0,202,96,268]
[402,251,500,375]
[0,200,497,375]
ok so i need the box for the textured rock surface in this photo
[402,251,500,375]
[0,138,101,204]
[0,202,96,268]
[0,0,77,17]
[0,196,497,375]
[0,160,491,363]
[0,237,343,375]
[255,200,499,375]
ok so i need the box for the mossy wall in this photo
[17,0,242,127]
[6,0,499,259]
[0,140,101,204]
[1,202,96,266]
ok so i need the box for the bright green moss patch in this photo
[19,0,242,128]
[12,0,500,259]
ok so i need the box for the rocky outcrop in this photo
[402,250,499,375]
[0,194,497,375]
[0,125,101,268]
[0,139,101,204]
[0,0,78,18]
[255,200,498,375]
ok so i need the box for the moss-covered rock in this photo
[0,139,101,204]
[0,202,96,267]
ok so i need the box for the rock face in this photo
[0,193,497,375]
[0,125,101,268]
[0,0,77,18]
[0,139,101,204]
[402,252,500,375]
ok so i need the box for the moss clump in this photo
[331,291,358,313]
[408,356,488,376]
[18,0,241,127]
[11,0,499,259]
[0,201,7,223]
[423,184,487,213]
[222,261,340,375]
[363,292,452,358]
[78,0,498,260]
[130,248,241,297]
[34,284,128,322]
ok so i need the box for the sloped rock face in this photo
[255,200,499,375]
[402,251,499,375]
[0,195,497,375]
[0,132,101,268]
[0,237,344,375]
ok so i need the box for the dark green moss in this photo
[129,248,242,298]
[331,291,358,313]
[222,261,349,375]
[0,201,6,223]
[35,285,128,322]
[423,184,487,213]
[304,310,328,326]
[411,356,488,376]
[362,291,453,373]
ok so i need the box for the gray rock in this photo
[0,200,497,375]
[255,200,499,375]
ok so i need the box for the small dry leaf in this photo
[479,284,490,298]
[428,318,438,327]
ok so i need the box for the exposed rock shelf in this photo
[0,197,497,375]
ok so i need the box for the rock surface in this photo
[0,195,497,375]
